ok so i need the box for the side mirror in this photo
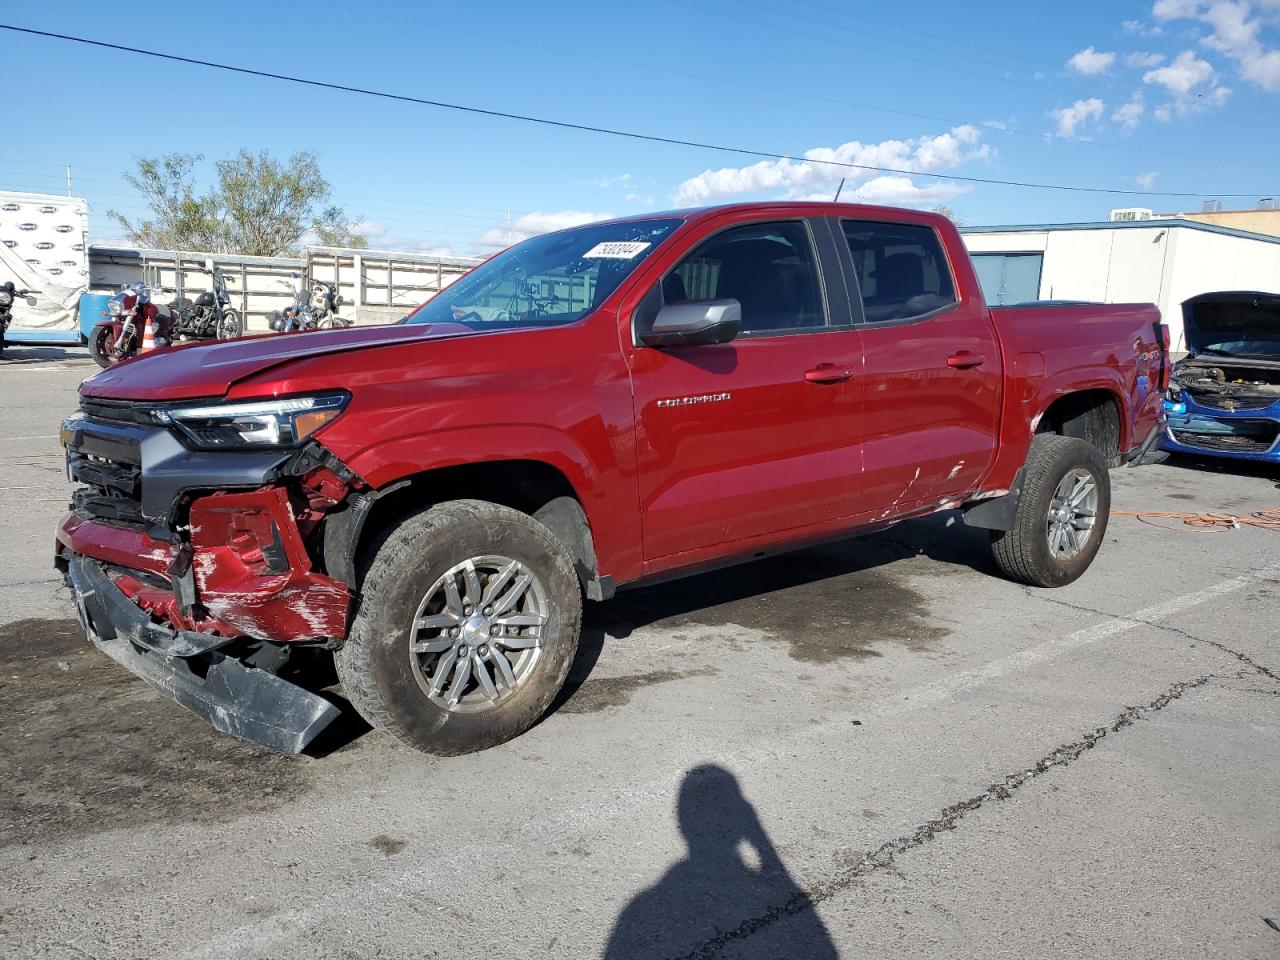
[640,299,740,347]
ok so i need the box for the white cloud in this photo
[1113,92,1147,130]
[624,192,656,206]
[671,125,991,208]
[1144,48,1216,93]
[1136,170,1160,189]
[1201,0,1280,90]
[476,210,612,249]
[592,173,634,189]
[1153,0,1280,92]
[836,175,971,206]
[1143,49,1233,111]
[1050,97,1106,137]
[1068,46,1118,74]
[1122,18,1164,35]
[1153,0,1205,19]
[349,219,386,239]
[1126,51,1167,67]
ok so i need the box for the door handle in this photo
[946,351,986,369]
[804,363,854,384]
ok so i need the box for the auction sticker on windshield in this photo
[582,241,651,259]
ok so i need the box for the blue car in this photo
[1162,291,1280,464]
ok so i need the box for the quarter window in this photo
[841,221,957,323]
[667,221,826,334]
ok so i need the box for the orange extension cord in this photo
[1112,508,1280,532]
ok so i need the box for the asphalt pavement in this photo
[1,350,1277,960]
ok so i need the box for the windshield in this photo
[405,218,683,330]
[1198,340,1280,358]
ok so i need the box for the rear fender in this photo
[983,372,1130,492]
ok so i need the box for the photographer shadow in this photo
[604,764,838,960]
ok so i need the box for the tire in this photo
[991,434,1111,588]
[90,324,119,368]
[217,309,243,340]
[335,499,582,755]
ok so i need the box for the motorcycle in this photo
[267,273,350,333]
[90,281,171,368]
[0,280,35,357]
[170,267,243,342]
[90,271,244,367]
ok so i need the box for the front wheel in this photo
[335,500,582,755]
[217,309,243,340]
[90,324,122,368]
[990,434,1111,587]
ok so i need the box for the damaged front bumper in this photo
[1160,395,1280,462]
[65,554,340,753]
[55,400,364,752]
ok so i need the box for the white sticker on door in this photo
[581,241,651,260]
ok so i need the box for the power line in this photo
[734,0,1057,76]
[788,0,1049,68]
[313,0,1225,165]
[666,0,1088,98]
[0,23,1271,199]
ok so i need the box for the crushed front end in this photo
[55,394,362,752]
[1161,291,1280,464]
[1162,391,1280,462]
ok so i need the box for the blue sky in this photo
[4,0,1278,256]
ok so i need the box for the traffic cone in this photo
[140,313,157,353]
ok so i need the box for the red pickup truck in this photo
[57,202,1168,755]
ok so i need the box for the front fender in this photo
[340,423,641,584]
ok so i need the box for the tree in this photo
[109,150,367,256]
[931,205,964,226]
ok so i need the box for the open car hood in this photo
[80,323,473,401]
[1182,291,1280,357]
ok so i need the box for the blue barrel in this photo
[79,292,113,340]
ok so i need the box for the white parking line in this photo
[3,365,94,371]
[870,567,1280,720]
[179,561,1279,960]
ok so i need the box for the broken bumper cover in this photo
[66,555,340,753]
[1160,396,1280,463]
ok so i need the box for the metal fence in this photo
[88,244,482,331]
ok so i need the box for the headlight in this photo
[158,393,349,449]
[107,299,122,317]
[0,291,12,306]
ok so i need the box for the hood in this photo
[1182,291,1280,357]
[80,323,473,401]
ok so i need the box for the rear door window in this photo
[841,221,957,323]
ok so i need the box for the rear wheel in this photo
[991,434,1110,587]
[335,500,581,755]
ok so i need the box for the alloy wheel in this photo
[408,555,549,713]
[1046,468,1098,558]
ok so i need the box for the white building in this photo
[960,218,1280,351]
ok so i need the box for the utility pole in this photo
[66,163,72,197]
[506,209,512,244]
